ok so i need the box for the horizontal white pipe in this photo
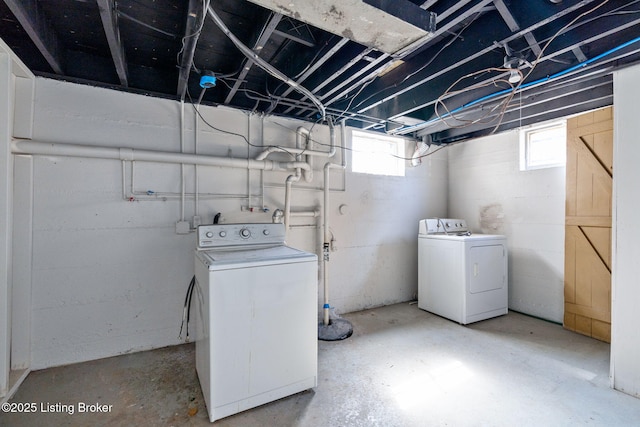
[255,145,336,161]
[289,210,320,218]
[11,140,311,173]
[255,125,336,162]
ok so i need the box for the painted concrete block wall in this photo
[612,64,640,397]
[24,78,447,369]
[446,130,565,323]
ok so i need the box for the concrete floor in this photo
[2,302,640,426]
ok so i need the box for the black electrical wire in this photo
[179,275,196,341]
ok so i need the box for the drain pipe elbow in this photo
[255,146,277,161]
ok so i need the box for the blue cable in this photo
[396,36,640,135]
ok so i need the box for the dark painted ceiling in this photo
[1,0,639,143]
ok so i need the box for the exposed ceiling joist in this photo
[272,17,315,47]
[2,0,639,140]
[247,0,436,55]
[266,37,350,114]
[354,0,624,122]
[177,0,205,101]
[224,12,283,105]
[96,0,128,86]
[3,0,64,74]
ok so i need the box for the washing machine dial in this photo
[263,229,270,235]
[219,231,226,238]
[205,231,214,238]
[240,228,251,238]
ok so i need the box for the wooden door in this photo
[564,107,613,343]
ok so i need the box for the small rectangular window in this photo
[351,130,405,177]
[519,121,566,171]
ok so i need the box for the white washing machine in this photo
[194,223,318,423]
[418,218,508,324]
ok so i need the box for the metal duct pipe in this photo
[11,140,312,173]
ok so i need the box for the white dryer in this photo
[194,223,318,422]
[418,218,508,324]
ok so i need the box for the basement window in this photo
[351,130,405,177]
[519,121,567,171]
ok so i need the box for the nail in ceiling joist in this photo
[3,0,64,74]
[177,0,205,100]
[224,12,283,105]
[96,0,128,87]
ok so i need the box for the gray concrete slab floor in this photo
[2,302,640,426]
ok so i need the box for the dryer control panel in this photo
[419,218,468,235]
[197,223,286,249]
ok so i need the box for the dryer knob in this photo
[263,229,270,235]
[240,228,251,238]
[205,231,214,238]
[219,231,226,238]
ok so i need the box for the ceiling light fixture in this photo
[502,43,524,84]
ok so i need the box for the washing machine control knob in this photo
[240,228,251,238]
[219,231,226,238]
[205,231,214,238]
[263,229,270,235]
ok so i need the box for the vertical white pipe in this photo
[180,100,186,222]
[322,120,346,326]
[194,101,199,217]
[121,161,127,200]
[247,113,251,208]
[284,172,301,230]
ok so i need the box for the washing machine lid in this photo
[196,245,317,270]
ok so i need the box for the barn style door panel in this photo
[564,107,613,343]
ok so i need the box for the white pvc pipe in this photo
[322,121,346,326]
[254,125,337,163]
[254,145,336,161]
[283,172,301,230]
[180,100,186,221]
[296,127,312,183]
[290,210,320,218]
[11,140,312,173]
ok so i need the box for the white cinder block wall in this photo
[612,64,640,397]
[446,129,566,323]
[22,78,447,369]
